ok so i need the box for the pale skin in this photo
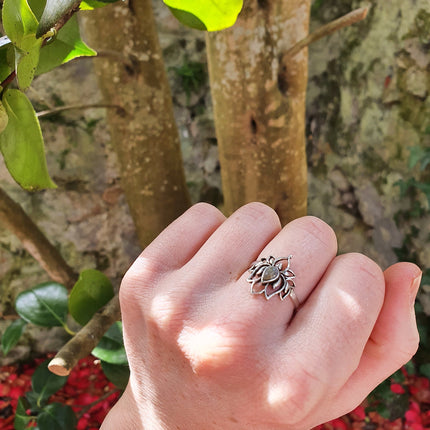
[101,202,421,430]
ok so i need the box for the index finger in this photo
[125,203,226,280]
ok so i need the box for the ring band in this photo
[247,255,300,309]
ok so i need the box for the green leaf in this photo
[101,361,130,390]
[0,89,56,190]
[15,35,43,89]
[0,100,9,133]
[163,0,243,31]
[2,0,42,89]
[37,0,80,38]
[36,15,96,75]
[15,281,68,327]
[69,269,114,326]
[31,360,68,407]
[0,43,13,82]
[32,360,68,405]
[14,397,34,430]
[92,321,128,365]
[29,0,48,22]
[37,403,77,430]
[1,318,27,355]
[2,0,39,44]
[167,8,207,31]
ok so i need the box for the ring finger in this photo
[188,215,338,341]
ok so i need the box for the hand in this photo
[101,203,421,430]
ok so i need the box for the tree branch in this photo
[283,7,369,59]
[37,103,126,118]
[0,187,78,288]
[48,294,121,376]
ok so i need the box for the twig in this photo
[36,1,82,39]
[0,187,78,288]
[37,103,126,118]
[0,71,16,90]
[283,7,369,58]
[52,2,82,34]
[48,295,121,376]
[76,388,120,418]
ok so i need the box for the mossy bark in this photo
[81,0,190,247]
[206,0,310,224]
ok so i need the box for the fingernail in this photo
[410,272,422,308]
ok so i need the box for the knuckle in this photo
[336,253,385,301]
[340,253,384,281]
[119,256,161,306]
[146,289,188,339]
[189,202,224,221]
[267,360,326,425]
[290,216,338,253]
[238,202,281,227]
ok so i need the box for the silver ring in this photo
[247,255,300,309]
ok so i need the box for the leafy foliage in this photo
[0,89,56,190]
[69,269,114,325]
[1,318,27,355]
[15,282,69,327]
[2,0,42,90]
[0,0,96,191]
[1,272,127,426]
[1,356,121,429]
[37,403,78,430]
[101,361,130,390]
[92,322,128,365]
[32,360,69,404]
[13,360,74,429]
[36,15,96,75]
[163,0,243,31]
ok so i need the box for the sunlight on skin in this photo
[334,285,366,321]
[266,383,288,406]
[177,325,237,374]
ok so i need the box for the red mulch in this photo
[0,355,120,430]
[0,355,429,429]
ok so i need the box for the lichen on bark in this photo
[206,0,310,224]
[81,0,191,248]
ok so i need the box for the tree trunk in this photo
[81,0,190,247]
[206,0,310,224]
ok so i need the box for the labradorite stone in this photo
[262,266,279,283]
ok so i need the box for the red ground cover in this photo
[0,355,120,430]
[0,355,429,429]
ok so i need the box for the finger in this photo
[120,203,226,342]
[134,202,281,359]
[184,202,281,283]
[125,203,226,278]
[120,203,226,313]
[328,262,421,418]
[222,216,338,334]
[175,216,338,378]
[267,254,385,419]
